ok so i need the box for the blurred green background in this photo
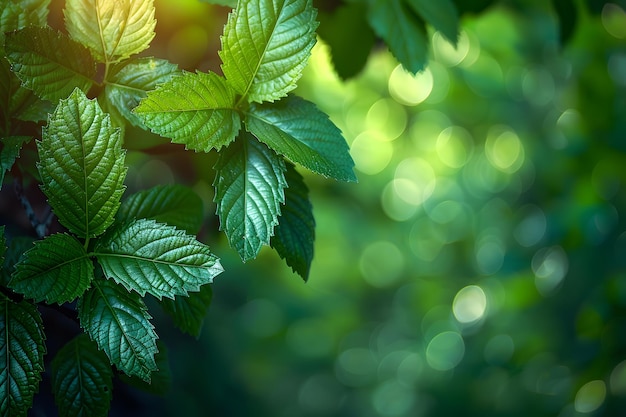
[61,0,626,416]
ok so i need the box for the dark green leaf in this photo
[10,233,93,304]
[220,0,318,103]
[1,237,34,287]
[406,0,459,46]
[134,71,240,152]
[5,26,96,102]
[51,334,113,417]
[64,0,156,63]
[104,57,178,128]
[367,0,429,74]
[117,184,204,235]
[161,284,212,337]
[317,3,375,79]
[38,88,127,238]
[214,134,287,261]
[118,341,171,395]
[95,219,223,299]
[552,0,578,45]
[245,95,356,182]
[0,294,46,417]
[270,163,314,280]
[0,0,50,34]
[78,278,158,382]
[1,136,30,185]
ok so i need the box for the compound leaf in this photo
[134,71,240,152]
[5,26,96,102]
[104,57,178,128]
[10,233,93,304]
[77,278,157,382]
[95,219,223,299]
[406,0,459,46]
[51,334,113,417]
[367,0,429,74]
[220,0,318,103]
[270,163,314,280]
[0,294,46,417]
[64,0,156,63]
[117,184,204,235]
[38,88,127,238]
[214,134,287,261]
[160,284,212,338]
[245,95,356,182]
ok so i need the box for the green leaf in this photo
[405,0,459,46]
[317,3,375,79]
[94,219,223,299]
[1,237,34,287]
[64,0,156,63]
[367,0,429,74]
[270,163,314,280]
[134,71,240,152]
[160,284,212,338]
[213,134,287,261]
[219,0,318,103]
[0,0,50,34]
[117,184,204,235]
[78,278,158,382]
[118,340,171,395]
[0,294,46,417]
[104,57,178,128]
[51,334,113,417]
[5,26,96,102]
[38,88,127,238]
[10,234,93,304]
[200,0,236,6]
[245,95,356,182]
[1,136,30,185]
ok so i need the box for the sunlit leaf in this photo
[117,184,204,235]
[51,334,113,417]
[78,278,158,382]
[1,136,30,185]
[160,284,212,337]
[134,71,240,151]
[220,0,318,103]
[367,0,429,74]
[5,26,96,102]
[270,163,314,280]
[38,89,127,238]
[10,233,93,304]
[406,0,459,46]
[214,134,287,261]
[104,57,178,128]
[0,294,46,417]
[245,95,356,182]
[95,219,223,299]
[64,0,156,63]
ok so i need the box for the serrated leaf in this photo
[134,71,240,152]
[78,278,158,382]
[0,294,46,417]
[38,88,127,238]
[405,0,459,46]
[214,134,287,261]
[5,26,96,102]
[245,95,356,182]
[118,340,170,395]
[270,163,314,280]
[10,234,93,304]
[1,237,34,287]
[51,334,113,417]
[0,0,50,34]
[161,284,212,337]
[117,184,204,235]
[1,136,30,185]
[94,219,223,299]
[367,0,429,74]
[220,0,318,103]
[104,57,178,128]
[64,0,156,63]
